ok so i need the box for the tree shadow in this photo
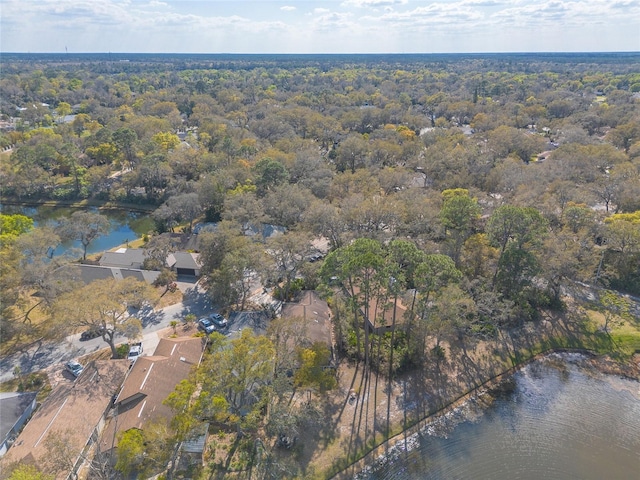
[21,340,60,373]
[136,304,165,327]
[181,283,213,313]
[210,434,243,480]
[450,338,498,393]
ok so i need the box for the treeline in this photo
[1,54,639,479]
[0,54,638,302]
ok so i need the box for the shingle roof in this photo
[99,249,147,268]
[181,423,209,454]
[120,268,160,284]
[167,252,201,270]
[242,222,286,240]
[349,286,408,330]
[101,337,204,451]
[0,361,129,478]
[59,264,160,286]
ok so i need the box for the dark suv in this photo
[80,326,105,341]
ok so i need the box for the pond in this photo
[363,353,640,479]
[1,204,155,255]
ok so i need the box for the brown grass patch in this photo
[308,303,639,478]
[156,287,184,309]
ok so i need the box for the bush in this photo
[52,186,76,200]
[431,345,446,359]
[116,343,129,359]
[17,373,45,392]
[273,278,304,301]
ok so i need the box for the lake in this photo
[1,204,155,255]
[363,353,640,479]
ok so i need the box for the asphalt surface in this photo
[0,280,283,384]
[0,280,213,384]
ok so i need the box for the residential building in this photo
[166,251,202,277]
[99,248,147,270]
[349,286,409,334]
[100,247,202,278]
[0,361,129,479]
[0,392,38,457]
[63,263,160,286]
[99,337,205,457]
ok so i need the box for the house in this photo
[0,360,129,479]
[281,290,332,347]
[166,251,202,277]
[243,222,286,241]
[99,247,202,277]
[99,248,147,269]
[364,295,408,334]
[99,337,205,456]
[62,263,161,286]
[55,114,76,124]
[0,391,38,457]
[193,222,217,235]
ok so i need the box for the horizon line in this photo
[2,51,639,55]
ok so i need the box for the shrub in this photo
[116,343,129,359]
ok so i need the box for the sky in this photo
[1,0,639,54]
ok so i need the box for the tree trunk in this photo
[104,332,118,359]
[386,293,398,437]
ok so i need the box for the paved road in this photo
[0,282,213,383]
[0,280,283,384]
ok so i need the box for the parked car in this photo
[209,313,228,329]
[80,326,105,341]
[127,342,143,363]
[308,252,324,262]
[198,317,216,334]
[65,361,83,378]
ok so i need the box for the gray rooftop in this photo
[59,264,160,286]
[99,248,147,268]
[167,252,201,270]
[182,423,209,454]
[0,392,38,447]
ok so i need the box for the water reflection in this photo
[366,354,640,479]
[1,204,155,255]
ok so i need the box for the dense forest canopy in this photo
[1,54,638,302]
[1,52,639,480]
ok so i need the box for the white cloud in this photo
[1,0,638,53]
[491,0,640,27]
[342,0,408,6]
[311,11,356,32]
[460,0,510,6]
[2,0,291,34]
[368,3,485,28]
